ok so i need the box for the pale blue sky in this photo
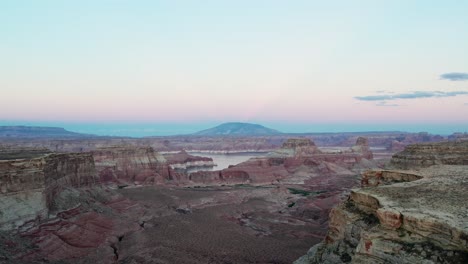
[1,1,467,136]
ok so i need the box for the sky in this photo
[1,0,468,136]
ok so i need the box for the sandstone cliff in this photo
[92,146,171,185]
[0,147,151,262]
[0,150,97,230]
[296,141,468,264]
[272,138,321,157]
[390,141,468,169]
[164,150,215,170]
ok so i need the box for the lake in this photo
[186,152,268,173]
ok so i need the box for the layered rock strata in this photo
[296,141,468,264]
[92,146,171,185]
[1,188,144,263]
[0,151,97,230]
[390,141,468,169]
[164,150,215,170]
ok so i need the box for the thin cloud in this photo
[376,101,399,107]
[355,91,468,101]
[440,72,468,81]
[375,90,394,94]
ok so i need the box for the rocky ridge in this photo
[390,140,468,169]
[295,141,468,264]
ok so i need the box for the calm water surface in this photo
[187,152,268,173]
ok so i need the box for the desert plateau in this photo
[1,1,468,263]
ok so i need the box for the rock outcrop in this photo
[0,150,97,230]
[92,146,170,185]
[390,141,468,169]
[296,141,468,264]
[1,188,144,263]
[272,138,321,157]
[0,147,150,263]
[350,137,373,160]
[164,150,215,170]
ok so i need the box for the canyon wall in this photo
[0,151,97,230]
[296,141,468,264]
[92,146,171,185]
[390,141,468,169]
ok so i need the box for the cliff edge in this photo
[295,141,468,264]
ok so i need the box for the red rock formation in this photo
[92,146,170,185]
[296,141,468,264]
[0,146,148,263]
[220,157,291,184]
[14,191,143,263]
[164,150,215,170]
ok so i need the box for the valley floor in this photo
[106,185,325,264]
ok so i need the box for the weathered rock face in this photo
[296,142,468,264]
[350,137,373,160]
[43,153,97,206]
[273,138,321,157]
[92,146,171,185]
[0,151,97,230]
[164,150,215,170]
[0,147,149,263]
[1,188,144,263]
[360,170,423,187]
[390,141,468,169]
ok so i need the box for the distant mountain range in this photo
[0,123,425,138]
[0,126,94,138]
[193,122,281,136]
[0,123,282,138]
